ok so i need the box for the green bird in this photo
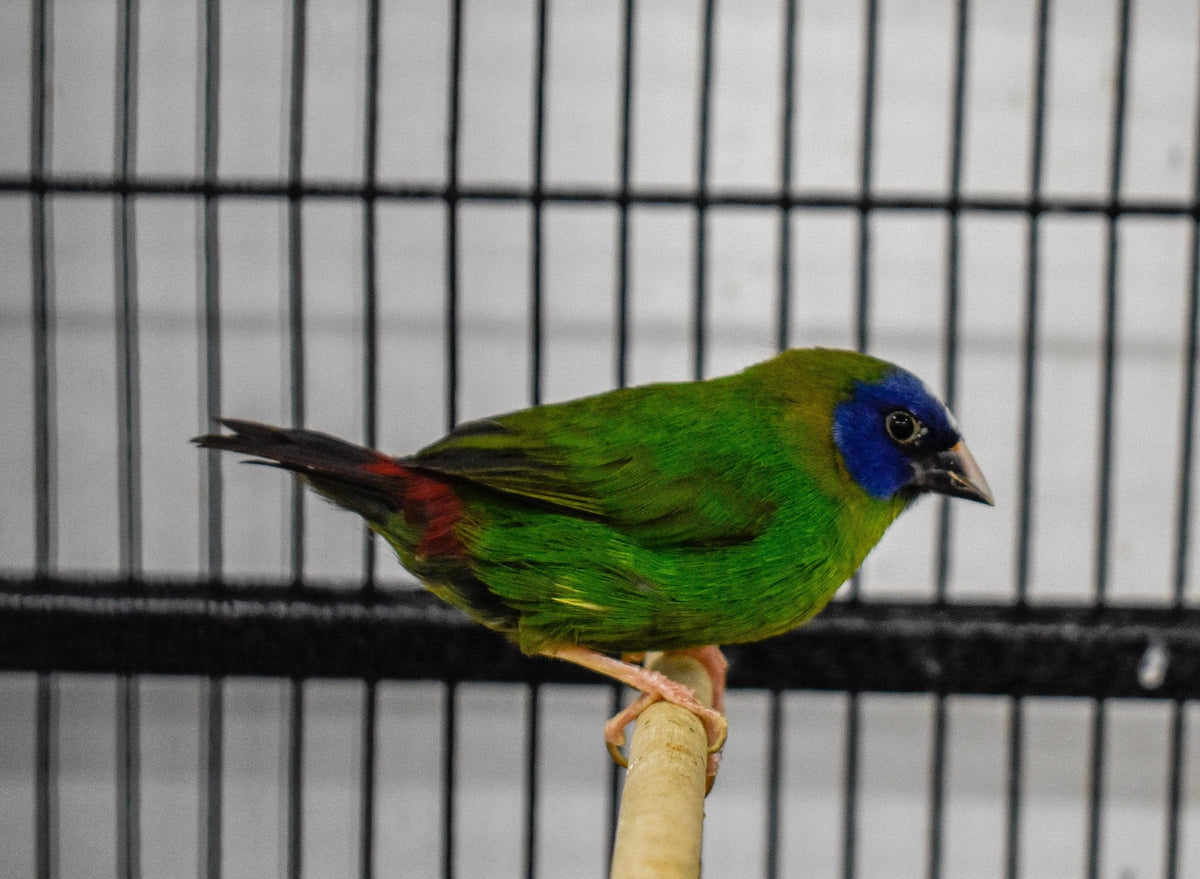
[195,347,991,774]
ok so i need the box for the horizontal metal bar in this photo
[1,174,1198,219]
[1,576,1196,699]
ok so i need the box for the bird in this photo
[194,347,992,780]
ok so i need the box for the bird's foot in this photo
[603,683,728,764]
[541,644,728,788]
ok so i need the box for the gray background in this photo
[2,0,1199,876]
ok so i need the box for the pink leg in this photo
[542,644,728,763]
[677,645,727,715]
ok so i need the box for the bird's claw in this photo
[607,735,629,769]
[603,692,727,770]
[706,713,729,753]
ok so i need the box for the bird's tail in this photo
[193,418,406,522]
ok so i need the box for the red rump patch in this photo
[364,458,465,557]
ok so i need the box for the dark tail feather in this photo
[193,418,405,521]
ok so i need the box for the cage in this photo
[1,0,1200,877]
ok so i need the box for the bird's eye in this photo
[885,410,921,444]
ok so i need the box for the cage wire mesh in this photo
[2,0,1200,877]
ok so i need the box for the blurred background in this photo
[1,0,1199,877]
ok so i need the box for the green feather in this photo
[379,348,909,654]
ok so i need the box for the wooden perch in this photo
[609,652,715,879]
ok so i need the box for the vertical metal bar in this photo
[763,689,784,879]
[284,5,308,878]
[286,681,305,879]
[116,679,141,879]
[1004,697,1024,879]
[847,0,878,607]
[114,2,142,876]
[693,0,715,380]
[361,0,381,465]
[523,10,550,875]
[522,683,540,879]
[1007,2,1052,876]
[1174,0,1200,619]
[441,681,457,879]
[927,696,948,879]
[201,2,224,876]
[359,4,382,877]
[287,0,307,585]
[31,1,55,877]
[1084,699,1107,879]
[609,0,635,841]
[769,41,800,879]
[776,0,798,353]
[841,11,879,865]
[1165,20,1200,879]
[615,0,635,390]
[358,681,377,879]
[854,0,878,359]
[929,6,969,877]
[202,5,223,582]
[445,0,464,429]
[115,0,142,582]
[529,0,548,408]
[1015,0,1050,611]
[843,6,878,872]
[1086,5,1130,878]
[203,681,223,879]
[935,0,969,600]
[1163,701,1186,879]
[441,7,464,875]
[31,0,54,580]
[841,691,860,879]
[1094,0,1131,610]
[35,675,56,879]
[361,0,380,591]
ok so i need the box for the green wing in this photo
[405,383,780,549]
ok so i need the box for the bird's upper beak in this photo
[913,440,994,505]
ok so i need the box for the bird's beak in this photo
[913,440,994,505]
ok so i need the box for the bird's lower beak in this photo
[914,440,994,505]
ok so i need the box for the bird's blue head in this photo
[833,367,993,504]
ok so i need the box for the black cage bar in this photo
[2,1,1199,878]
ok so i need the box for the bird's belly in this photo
[480,543,859,654]
[389,501,885,655]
